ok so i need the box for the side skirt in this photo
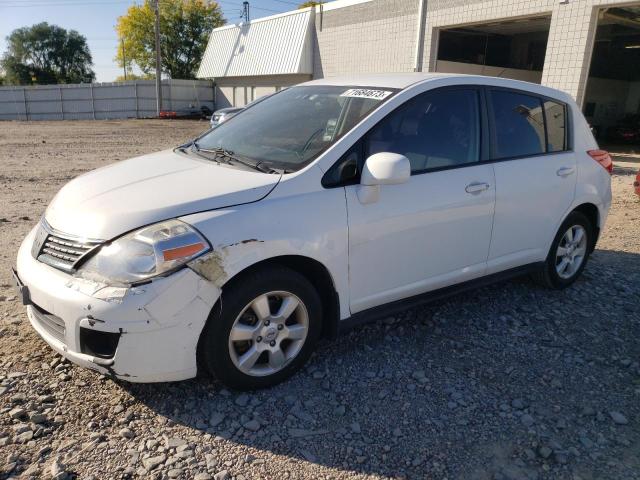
[337,262,545,335]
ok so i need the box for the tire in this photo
[534,211,593,289]
[199,265,322,390]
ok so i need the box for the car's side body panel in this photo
[345,163,496,313]
[486,151,578,274]
[182,165,351,320]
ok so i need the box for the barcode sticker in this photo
[340,88,393,100]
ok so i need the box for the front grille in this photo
[30,303,66,343]
[32,220,103,272]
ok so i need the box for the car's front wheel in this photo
[199,265,322,390]
[535,211,593,289]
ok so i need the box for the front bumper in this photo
[15,226,221,383]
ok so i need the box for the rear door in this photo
[486,88,576,273]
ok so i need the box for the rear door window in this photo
[489,90,546,159]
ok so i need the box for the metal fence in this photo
[0,79,214,121]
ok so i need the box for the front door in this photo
[345,87,496,313]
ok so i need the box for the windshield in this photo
[194,85,397,172]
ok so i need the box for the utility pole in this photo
[154,0,163,115]
[121,40,127,81]
[241,1,250,22]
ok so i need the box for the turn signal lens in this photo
[163,242,206,261]
[587,150,613,175]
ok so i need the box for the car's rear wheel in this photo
[534,211,593,289]
[199,265,322,390]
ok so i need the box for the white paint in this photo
[197,9,314,79]
[44,149,280,239]
[16,74,611,383]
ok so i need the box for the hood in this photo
[45,149,280,239]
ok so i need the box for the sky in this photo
[0,0,305,82]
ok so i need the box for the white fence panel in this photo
[0,79,214,121]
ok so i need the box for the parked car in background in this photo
[210,92,278,128]
[210,106,244,127]
[14,74,611,390]
[606,114,640,143]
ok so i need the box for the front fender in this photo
[180,188,350,320]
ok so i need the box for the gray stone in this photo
[9,407,26,419]
[214,470,230,480]
[538,446,553,459]
[142,454,166,471]
[168,468,183,478]
[165,437,187,448]
[194,474,212,480]
[30,413,47,424]
[48,457,67,480]
[243,419,261,431]
[16,430,34,443]
[520,414,535,427]
[209,412,225,427]
[609,411,628,425]
[235,394,249,407]
[10,393,26,403]
[119,428,135,439]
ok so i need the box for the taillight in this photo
[587,150,613,175]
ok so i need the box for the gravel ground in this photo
[0,120,639,480]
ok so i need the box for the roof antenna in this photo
[241,1,250,22]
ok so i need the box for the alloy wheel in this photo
[228,291,309,377]
[555,224,588,280]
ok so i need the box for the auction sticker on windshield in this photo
[340,88,393,100]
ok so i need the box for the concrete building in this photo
[198,0,640,139]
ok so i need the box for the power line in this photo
[270,0,300,6]
[1,0,286,13]
[1,1,135,7]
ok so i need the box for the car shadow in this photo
[119,248,640,478]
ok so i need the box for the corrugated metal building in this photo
[197,9,315,108]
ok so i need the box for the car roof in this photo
[300,73,573,103]
[301,73,455,89]
[215,107,243,113]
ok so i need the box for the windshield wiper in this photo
[193,144,280,174]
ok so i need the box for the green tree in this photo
[1,23,95,85]
[298,1,322,8]
[115,73,154,82]
[116,0,224,79]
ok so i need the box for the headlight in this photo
[77,219,210,285]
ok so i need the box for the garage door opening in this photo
[435,16,551,84]
[584,6,640,148]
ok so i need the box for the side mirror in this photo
[358,152,410,204]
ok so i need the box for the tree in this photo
[116,0,224,80]
[298,1,321,8]
[115,73,154,82]
[1,23,95,85]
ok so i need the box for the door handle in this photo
[556,167,575,177]
[465,182,490,194]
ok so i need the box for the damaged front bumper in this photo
[15,227,221,383]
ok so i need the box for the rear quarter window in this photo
[543,100,567,152]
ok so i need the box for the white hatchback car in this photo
[14,74,612,390]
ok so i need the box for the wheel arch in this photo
[215,254,341,340]
[570,202,600,252]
